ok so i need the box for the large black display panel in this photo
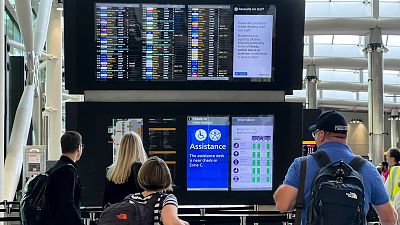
[65,0,304,93]
[66,102,303,206]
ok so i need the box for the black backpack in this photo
[97,193,163,225]
[20,164,75,225]
[294,151,367,225]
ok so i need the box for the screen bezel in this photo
[64,0,304,93]
[66,102,303,206]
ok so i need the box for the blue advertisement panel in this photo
[187,116,230,190]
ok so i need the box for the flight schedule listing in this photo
[142,5,186,81]
[94,3,275,82]
[231,116,274,190]
[187,116,230,190]
[95,3,142,80]
[187,5,232,80]
[148,117,178,181]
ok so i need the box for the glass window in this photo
[319,68,359,82]
[332,35,360,45]
[322,90,355,100]
[359,92,368,101]
[387,35,400,47]
[293,90,306,97]
[384,95,395,103]
[383,74,400,85]
[314,35,333,44]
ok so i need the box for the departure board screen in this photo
[142,5,186,81]
[148,117,178,180]
[94,3,275,82]
[187,5,232,80]
[95,3,142,80]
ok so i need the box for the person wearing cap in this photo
[274,110,397,225]
[385,148,400,204]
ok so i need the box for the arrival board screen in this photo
[187,115,273,191]
[95,3,275,82]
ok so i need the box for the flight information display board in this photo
[95,3,142,80]
[94,3,275,82]
[141,5,186,81]
[66,102,303,205]
[187,5,232,80]
[65,0,305,92]
[231,116,273,191]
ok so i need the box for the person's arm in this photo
[273,184,298,212]
[373,203,398,225]
[161,204,189,225]
[53,167,83,225]
[274,158,301,212]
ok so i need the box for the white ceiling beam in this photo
[303,57,400,71]
[285,96,400,112]
[315,81,400,95]
[305,18,400,35]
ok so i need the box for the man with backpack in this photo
[46,131,84,225]
[274,110,397,225]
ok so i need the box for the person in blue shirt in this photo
[274,110,397,225]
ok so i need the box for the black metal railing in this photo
[2,201,293,225]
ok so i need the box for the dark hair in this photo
[61,131,82,154]
[376,166,382,174]
[382,161,389,169]
[138,156,173,191]
[388,148,400,163]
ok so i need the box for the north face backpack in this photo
[97,193,162,225]
[20,164,76,225]
[294,151,367,225]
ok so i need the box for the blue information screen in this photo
[187,116,230,190]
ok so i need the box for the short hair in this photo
[61,131,82,154]
[388,148,400,162]
[138,156,173,191]
[382,161,389,169]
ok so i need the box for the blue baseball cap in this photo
[309,110,348,134]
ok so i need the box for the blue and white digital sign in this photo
[187,116,230,190]
[231,116,274,191]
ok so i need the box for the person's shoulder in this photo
[51,163,77,176]
[161,193,178,205]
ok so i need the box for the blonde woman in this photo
[103,131,148,206]
[132,156,189,225]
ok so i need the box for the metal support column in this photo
[46,6,63,160]
[0,0,5,216]
[305,64,318,109]
[364,28,387,165]
[390,108,399,148]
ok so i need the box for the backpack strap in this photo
[294,156,307,225]
[311,150,331,168]
[145,192,162,207]
[348,155,367,172]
